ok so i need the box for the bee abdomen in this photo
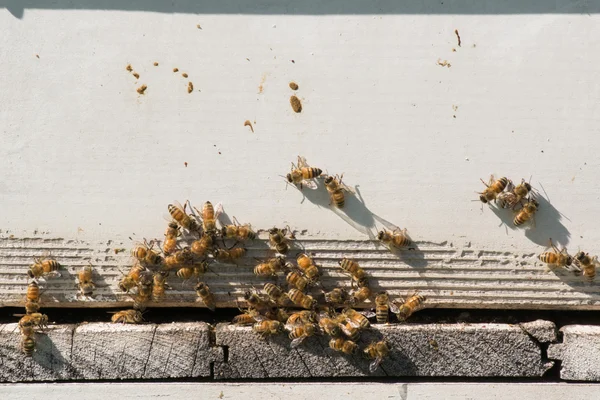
[513,214,527,226]
[275,243,289,254]
[302,167,322,179]
[538,253,555,264]
[376,307,389,324]
[21,336,35,357]
[332,190,345,208]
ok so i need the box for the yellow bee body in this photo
[329,338,358,355]
[288,289,316,309]
[195,282,216,311]
[396,294,426,321]
[111,309,144,324]
[253,320,283,337]
[377,228,411,249]
[288,323,317,348]
[255,257,285,277]
[296,253,319,281]
[287,311,316,326]
[339,258,368,286]
[478,176,509,203]
[286,271,309,291]
[343,308,370,329]
[364,340,390,373]
[21,335,35,357]
[222,219,256,241]
[77,265,96,297]
[168,202,199,232]
[324,175,348,208]
[318,315,342,337]
[25,281,41,305]
[28,258,61,279]
[232,311,258,326]
[264,283,288,304]
[269,227,291,254]
[538,240,572,269]
[575,251,599,282]
[325,288,349,307]
[375,292,390,324]
[351,286,372,305]
[214,247,246,263]
[191,234,213,257]
[286,156,322,186]
[152,271,168,301]
[201,201,217,235]
[514,198,539,227]
[163,222,180,255]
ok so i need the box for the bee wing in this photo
[339,322,355,336]
[290,336,307,349]
[297,155,310,168]
[369,357,383,373]
[214,202,224,220]
[389,302,400,314]
[361,310,376,319]
[172,200,185,212]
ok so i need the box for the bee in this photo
[253,320,283,337]
[338,258,368,287]
[324,288,349,307]
[191,234,214,257]
[244,290,270,310]
[176,266,195,281]
[364,340,390,373]
[152,271,169,301]
[286,156,322,187]
[575,252,599,282]
[77,265,96,298]
[513,196,539,227]
[343,308,370,329]
[498,178,532,209]
[287,310,317,326]
[25,281,41,305]
[266,308,291,323]
[254,257,286,277]
[25,300,41,315]
[214,247,246,263]
[118,264,146,292]
[296,253,320,281]
[340,321,361,341]
[329,338,358,355]
[168,201,199,232]
[164,247,195,270]
[264,283,288,305]
[538,239,573,270]
[28,257,61,279]
[478,176,509,204]
[374,291,392,324]
[269,227,293,254]
[286,271,309,291]
[133,272,153,311]
[111,309,144,324]
[232,308,261,325]
[21,335,36,357]
[195,282,216,311]
[287,323,318,348]
[317,313,343,337]
[193,201,220,236]
[377,228,411,249]
[163,221,180,255]
[19,313,48,330]
[350,285,372,305]
[221,217,257,241]
[288,289,316,309]
[131,240,162,266]
[395,294,426,321]
[324,174,353,208]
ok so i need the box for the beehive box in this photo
[1,1,600,383]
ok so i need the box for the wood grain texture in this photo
[0,234,597,310]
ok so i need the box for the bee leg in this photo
[480,178,490,188]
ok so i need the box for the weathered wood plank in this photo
[0,235,597,310]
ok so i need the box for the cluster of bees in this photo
[478,175,599,281]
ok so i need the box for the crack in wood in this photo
[141,325,157,378]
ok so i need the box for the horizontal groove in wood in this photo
[0,236,595,310]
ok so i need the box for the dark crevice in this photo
[222,345,230,363]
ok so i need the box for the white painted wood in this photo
[1,3,600,311]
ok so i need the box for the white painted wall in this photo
[1,2,599,254]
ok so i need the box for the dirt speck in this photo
[184,162,188,167]
[137,84,147,95]
[173,67,179,73]
[452,48,456,52]
[290,95,302,113]
[114,248,126,254]
[437,59,451,68]
[244,120,254,132]
[455,29,461,47]
[126,64,132,72]
[197,24,202,30]
[182,73,188,78]
[246,58,250,61]
[188,82,194,93]
[289,82,299,90]
[132,72,140,79]
[258,74,267,94]
[218,391,224,399]
[153,62,159,66]
[35,54,40,59]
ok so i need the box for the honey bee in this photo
[152,271,169,301]
[214,247,246,263]
[288,289,317,309]
[25,281,41,306]
[395,294,426,321]
[286,156,322,187]
[286,271,309,291]
[374,291,392,324]
[350,285,372,305]
[163,221,180,255]
[538,239,573,270]
[513,196,539,227]
[111,309,144,324]
[329,338,358,355]
[131,240,162,266]
[338,258,368,287]
[254,257,286,277]
[21,335,36,357]
[364,340,390,373]
[269,227,293,254]
[221,217,257,241]
[267,308,291,323]
[287,323,318,348]
[25,300,41,315]
[263,283,288,305]
[287,310,317,326]
[253,320,283,337]
[324,287,349,307]
[244,290,270,310]
[377,228,411,249]
[193,201,221,236]
[77,265,96,298]
[164,247,195,270]
[176,266,195,281]
[191,234,213,257]
[133,272,153,311]
[324,174,353,208]
[497,178,532,209]
[340,321,360,341]
[296,253,320,281]
[478,176,509,204]
[195,282,216,311]
[28,257,61,279]
[575,252,599,282]
[317,313,343,337]
[343,308,370,329]
[232,311,259,326]
[118,264,146,292]
[168,201,199,232]
[18,313,48,330]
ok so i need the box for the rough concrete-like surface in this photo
[214,322,555,379]
[0,323,76,382]
[520,320,558,343]
[548,325,600,381]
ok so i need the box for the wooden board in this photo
[0,234,597,310]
